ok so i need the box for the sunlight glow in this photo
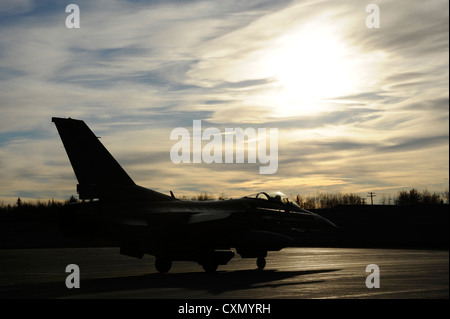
[263,23,358,116]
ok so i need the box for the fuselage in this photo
[59,192,336,255]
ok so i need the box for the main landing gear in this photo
[256,257,266,270]
[155,257,172,274]
[154,252,267,273]
[154,251,235,274]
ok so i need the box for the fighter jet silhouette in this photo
[52,117,336,273]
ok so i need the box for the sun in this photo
[264,25,357,116]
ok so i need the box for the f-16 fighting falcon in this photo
[52,117,336,273]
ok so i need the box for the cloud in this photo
[0,0,448,203]
[0,0,33,16]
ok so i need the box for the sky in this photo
[0,0,448,204]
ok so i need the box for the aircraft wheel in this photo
[202,263,218,273]
[256,257,266,270]
[155,258,172,274]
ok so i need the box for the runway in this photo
[0,247,447,299]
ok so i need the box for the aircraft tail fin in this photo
[52,117,135,185]
[53,117,175,201]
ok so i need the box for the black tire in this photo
[155,258,172,274]
[256,257,266,270]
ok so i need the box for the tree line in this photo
[191,189,449,209]
[0,196,77,221]
[392,189,448,206]
[180,188,449,209]
[293,192,364,209]
[1,188,448,219]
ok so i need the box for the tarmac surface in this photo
[0,247,447,299]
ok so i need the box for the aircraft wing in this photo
[188,211,231,224]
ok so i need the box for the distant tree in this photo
[16,197,22,207]
[420,189,440,205]
[295,195,304,207]
[395,188,442,206]
[380,194,388,205]
[396,188,420,205]
[294,192,363,209]
[195,192,215,201]
[298,196,314,210]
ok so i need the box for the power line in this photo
[367,192,376,205]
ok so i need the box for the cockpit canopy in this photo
[243,192,299,207]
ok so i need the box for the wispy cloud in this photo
[0,0,448,203]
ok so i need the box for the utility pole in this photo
[367,192,376,205]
